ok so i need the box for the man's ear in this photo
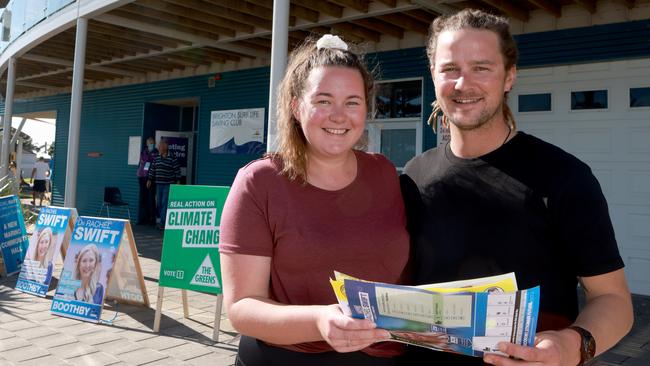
[505,65,517,92]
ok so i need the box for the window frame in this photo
[628,86,650,109]
[569,88,610,112]
[366,77,424,171]
[516,92,553,113]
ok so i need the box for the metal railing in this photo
[0,0,76,53]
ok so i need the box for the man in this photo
[137,137,158,225]
[403,9,633,366]
[31,156,50,206]
[147,139,180,229]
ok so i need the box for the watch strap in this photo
[567,325,596,365]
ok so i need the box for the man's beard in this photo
[447,99,504,132]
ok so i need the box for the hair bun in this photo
[316,34,348,51]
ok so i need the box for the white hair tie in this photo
[316,34,348,51]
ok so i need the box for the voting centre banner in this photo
[0,195,29,276]
[16,207,77,296]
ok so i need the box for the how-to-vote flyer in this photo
[51,217,124,322]
[331,272,540,357]
[158,185,229,294]
[0,195,29,276]
[16,207,76,296]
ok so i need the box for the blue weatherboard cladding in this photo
[5,67,270,220]
[5,18,650,220]
[515,18,650,68]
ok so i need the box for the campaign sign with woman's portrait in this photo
[51,217,124,323]
[15,206,76,297]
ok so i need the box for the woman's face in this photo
[36,233,51,260]
[293,66,367,161]
[78,251,97,279]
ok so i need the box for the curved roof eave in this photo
[0,0,132,73]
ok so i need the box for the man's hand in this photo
[146,180,152,189]
[484,329,581,366]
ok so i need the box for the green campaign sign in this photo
[158,185,229,294]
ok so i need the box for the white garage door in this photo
[512,59,650,296]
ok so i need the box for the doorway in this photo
[142,98,199,184]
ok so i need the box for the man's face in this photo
[431,29,515,131]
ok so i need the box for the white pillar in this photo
[266,0,290,153]
[64,17,88,207]
[1,57,16,176]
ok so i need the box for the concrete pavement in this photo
[1,224,238,366]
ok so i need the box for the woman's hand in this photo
[316,304,390,353]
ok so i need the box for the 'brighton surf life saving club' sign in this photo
[209,108,265,154]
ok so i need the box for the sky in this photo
[11,117,56,156]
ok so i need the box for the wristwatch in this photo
[567,325,596,365]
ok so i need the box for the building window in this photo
[366,78,423,172]
[571,90,608,110]
[380,128,416,169]
[630,87,650,107]
[518,93,551,112]
[374,79,422,119]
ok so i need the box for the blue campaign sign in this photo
[51,216,125,323]
[16,207,76,297]
[0,195,29,276]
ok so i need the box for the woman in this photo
[137,136,158,225]
[220,35,410,365]
[73,244,104,304]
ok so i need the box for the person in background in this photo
[46,155,54,200]
[219,34,410,366]
[402,8,633,366]
[147,139,180,229]
[137,137,158,225]
[31,156,50,206]
[8,160,17,178]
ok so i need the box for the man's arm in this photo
[574,269,633,354]
[31,167,36,180]
[484,268,633,366]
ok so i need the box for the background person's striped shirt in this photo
[148,155,181,184]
